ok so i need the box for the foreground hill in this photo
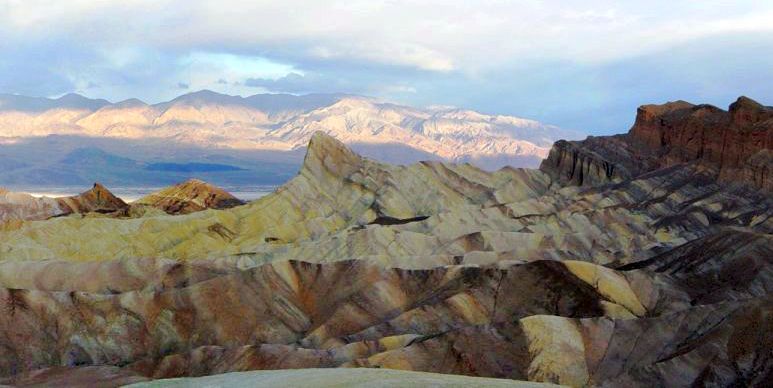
[0,97,769,387]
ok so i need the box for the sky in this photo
[0,0,772,134]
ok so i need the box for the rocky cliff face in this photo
[541,96,773,190]
[538,136,636,186]
[630,97,772,184]
[0,97,770,387]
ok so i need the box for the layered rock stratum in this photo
[133,179,245,215]
[0,97,770,387]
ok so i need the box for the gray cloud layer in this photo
[1,0,772,134]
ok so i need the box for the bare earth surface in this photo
[127,368,562,388]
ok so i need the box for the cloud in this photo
[393,34,773,135]
[245,70,420,97]
[0,1,771,134]
[177,82,189,89]
[245,72,340,94]
[4,1,772,72]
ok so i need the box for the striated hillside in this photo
[134,179,245,215]
[0,97,770,387]
[0,91,576,170]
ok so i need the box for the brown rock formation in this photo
[56,183,130,215]
[0,191,63,222]
[133,179,245,215]
[541,96,773,190]
[0,183,128,222]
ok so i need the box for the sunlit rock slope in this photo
[133,178,245,215]
[0,183,128,222]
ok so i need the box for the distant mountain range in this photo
[0,90,581,186]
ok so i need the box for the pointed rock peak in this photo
[135,178,244,214]
[730,96,764,111]
[186,89,225,97]
[328,96,375,110]
[56,92,88,101]
[729,96,773,125]
[112,98,148,108]
[154,178,229,195]
[52,93,111,111]
[84,183,127,205]
[308,131,345,148]
[302,131,364,178]
[55,183,128,214]
[171,90,239,105]
[635,100,695,121]
[58,93,109,103]
[180,178,207,186]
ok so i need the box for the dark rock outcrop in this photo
[541,96,773,190]
[539,136,636,186]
